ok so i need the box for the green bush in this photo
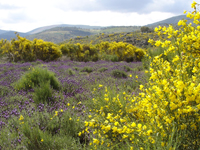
[80,67,93,73]
[14,66,60,91]
[98,67,108,73]
[123,65,131,72]
[111,69,127,78]
[33,81,54,104]
[67,68,75,76]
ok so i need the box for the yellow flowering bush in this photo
[85,1,200,149]
[60,43,98,61]
[96,41,146,62]
[1,34,62,62]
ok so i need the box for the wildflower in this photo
[131,122,136,128]
[19,115,24,121]
[122,134,128,139]
[147,130,153,136]
[78,132,81,136]
[139,85,144,90]
[112,126,118,133]
[41,139,44,142]
[191,1,197,8]
[93,138,100,145]
[84,121,89,126]
[129,74,132,77]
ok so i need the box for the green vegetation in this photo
[14,66,60,91]
[111,69,128,78]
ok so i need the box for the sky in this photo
[0,0,195,33]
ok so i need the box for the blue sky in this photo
[0,0,195,32]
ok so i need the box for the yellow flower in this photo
[131,122,136,128]
[78,132,81,136]
[41,139,44,142]
[93,138,100,145]
[122,134,128,139]
[191,1,197,8]
[19,115,24,121]
[139,85,144,90]
[99,84,103,87]
[112,126,118,133]
[69,118,72,120]
[129,74,132,77]
[155,40,162,47]
[84,121,89,126]
[147,130,153,136]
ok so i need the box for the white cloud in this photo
[0,0,195,32]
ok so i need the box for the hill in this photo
[0,14,193,42]
[145,14,190,28]
[0,31,29,40]
[27,24,104,34]
[26,27,97,43]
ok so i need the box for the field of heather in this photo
[0,59,146,150]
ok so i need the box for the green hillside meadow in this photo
[0,1,200,150]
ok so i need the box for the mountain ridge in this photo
[0,14,189,42]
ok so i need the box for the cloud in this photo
[0,3,21,10]
[56,0,193,14]
[1,10,31,24]
[0,0,195,32]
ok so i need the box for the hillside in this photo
[145,14,190,28]
[0,31,29,40]
[60,31,158,49]
[26,27,97,43]
[26,26,143,43]
[27,24,104,34]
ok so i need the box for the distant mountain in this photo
[27,25,58,34]
[27,24,104,34]
[0,15,194,42]
[145,14,191,28]
[0,29,8,35]
[26,26,96,43]
[0,31,30,40]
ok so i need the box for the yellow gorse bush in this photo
[1,34,62,62]
[97,41,146,61]
[61,41,146,62]
[85,1,200,149]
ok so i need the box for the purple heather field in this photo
[0,59,146,146]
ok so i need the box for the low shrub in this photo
[111,69,127,78]
[14,66,60,91]
[123,65,131,72]
[98,67,108,73]
[33,81,54,104]
[80,67,93,73]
